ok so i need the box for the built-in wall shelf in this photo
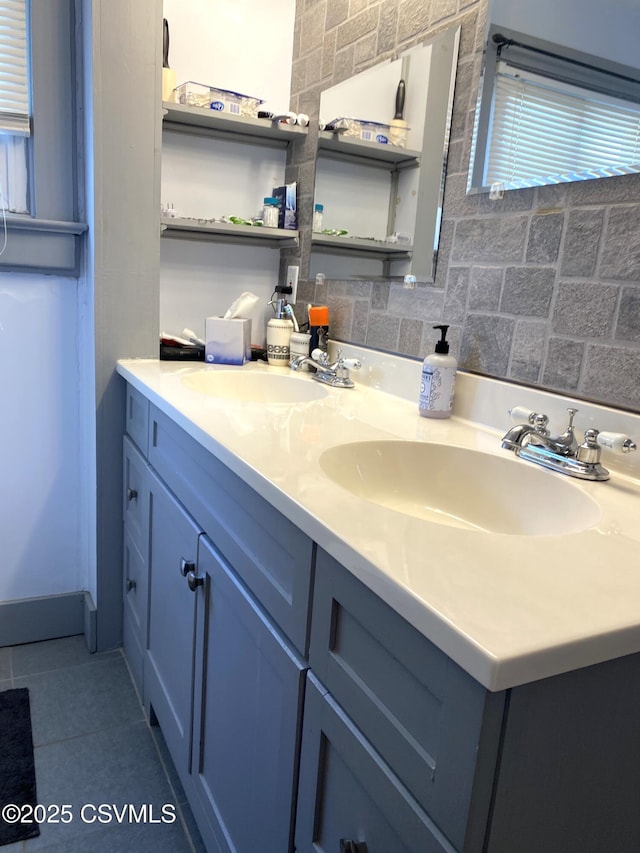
[163,102,308,148]
[317,131,420,169]
[310,233,412,260]
[161,216,299,249]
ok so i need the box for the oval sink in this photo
[319,441,602,535]
[181,370,328,403]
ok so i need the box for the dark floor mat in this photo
[0,687,39,846]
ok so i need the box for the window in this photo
[485,63,640,189]
[0,0,86,274]
[0,0,29,213]
[467,26,640,194]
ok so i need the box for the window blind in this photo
[0,0,30,136]
[485,61,640,189]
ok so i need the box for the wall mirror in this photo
[309,24,460,284]
[468,0,640,194]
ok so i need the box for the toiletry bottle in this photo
[267,298,293,366]
[419,325,457,418]
[308,304,329,353]
[262,197,279,228]
[313,203,324,232]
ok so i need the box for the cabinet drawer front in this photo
[125,383,149,455]
[310,549,503,851]
[148,405,314,656]
[123,437,149,556]
[295,674,455,853]
[122,527,147,699]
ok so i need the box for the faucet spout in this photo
[501,424,539,452]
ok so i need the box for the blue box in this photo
[272,183,297,230]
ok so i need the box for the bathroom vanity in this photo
[117,353,640,853]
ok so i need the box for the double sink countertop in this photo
[117,347,640,692]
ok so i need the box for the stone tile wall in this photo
[288,0,640,412]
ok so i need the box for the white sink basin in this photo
[320,441,602,535]
[181,369,327,403]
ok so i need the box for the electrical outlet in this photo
[286,265,299,305]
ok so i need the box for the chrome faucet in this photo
[502,406,636,481]
[290,348,361,388]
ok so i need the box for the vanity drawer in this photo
[122,436,149,557]
[148,405,314,656]
[125,383,149,455]
[295,673,454,853]
[310,548,504,851]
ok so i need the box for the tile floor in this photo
[0,636,206,852]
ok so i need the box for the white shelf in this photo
[163,102,308,148]
[317,131,420,168]
[310,233,412,260]
[161,217,299,249]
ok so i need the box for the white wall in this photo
[0,274,87,601]
[160,0,295,345]
[163,0,294,113]
[489,0,640,69]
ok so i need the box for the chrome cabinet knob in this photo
[340,841,368,853]
[126,487,138,502]
[125,578,136,592]
[180,558,196,577]
[186,571,204,592]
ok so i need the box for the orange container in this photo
[308,305,329,326]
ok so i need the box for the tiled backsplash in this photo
[289,0,640,412]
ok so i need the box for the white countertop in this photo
[116,351,640,692]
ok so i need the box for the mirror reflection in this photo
[309,24,460,283]
[468,0,640,193]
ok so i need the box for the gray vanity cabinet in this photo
[190,534,307,853]
[121,378,640,853]
[121,386,314,853]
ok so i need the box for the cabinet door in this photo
[145,469,202,781]
[190,534,307,853]
[295,674,456,853]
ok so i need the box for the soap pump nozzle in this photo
[433,324,450,354]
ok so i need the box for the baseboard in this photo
[84,592,97,652]
[0,592,96,649]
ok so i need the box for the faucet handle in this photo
[338,357,362,371]
[310,347,330,366]
[509,406,549,434]
[596,431,637,454]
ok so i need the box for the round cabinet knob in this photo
[125,578,136,592]
[126,487,138,502]
[186,571,204,592]
[180,558,196,577]
[339,842,368,853]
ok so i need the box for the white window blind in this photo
[486,61,640,189]
[0,0,30,136]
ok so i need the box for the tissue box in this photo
[205,317,251,365]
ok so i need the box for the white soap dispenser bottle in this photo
[419,324,457,418]
[267,298,294,367]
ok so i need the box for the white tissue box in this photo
[205,317,251,365]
